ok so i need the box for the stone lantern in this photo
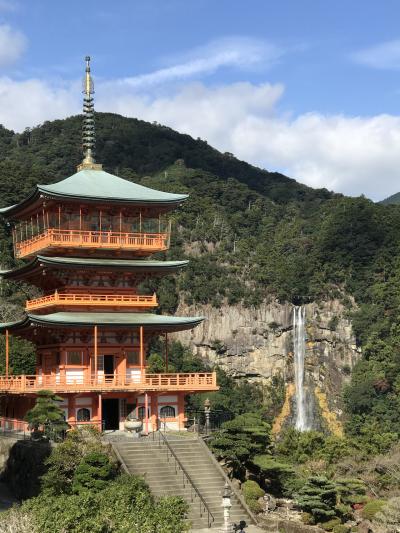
[204,398,211,434]
[220,482,232,532]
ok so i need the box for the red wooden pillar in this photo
[98,393,102,432]
[5,329,9,379]
[144,392,149,435]
[94,325,98,381]
[139,326,144,378]
[164,332,168,372]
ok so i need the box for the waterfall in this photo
[293,306,310,431]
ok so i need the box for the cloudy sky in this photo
[0,1,400,200]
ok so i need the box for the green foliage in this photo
[0,334,36,375]
[242,479,265,512]
[0,113,399,450]
[320,518,341,531]
[72,451,118,494]
[296,476,337,522]
[24,390,67,436]
[335,478,367,506]
[251,455,296,496]
[332,524,350,533]
[361,499,386,520]
[22,474,188,533]
[41,427,114,496]
[208,413,270,477]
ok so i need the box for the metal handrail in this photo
[154,430,215,528]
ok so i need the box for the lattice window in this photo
[160,405,176,418]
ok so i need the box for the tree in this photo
[72,451,117,494]
[24,390,68,439]
[42,427,113,496]
[296,476,337,523]
[208,413,270,478]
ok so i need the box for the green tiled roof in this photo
[0,312,204,332]
[0,256,188,279]
[0,168,188,216]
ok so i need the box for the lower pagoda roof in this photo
[0,256,188,282]
[0,312,203,333]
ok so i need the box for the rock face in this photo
[174,299,361,434]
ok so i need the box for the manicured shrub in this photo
[320,517,341,531]
[361,499,386,520]
[72,451,118,494]
[332,525,349,533]
[242,480,265,514]
[242,480,265,501]
[296,476,337,522]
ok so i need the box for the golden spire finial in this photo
[77,55,102,171]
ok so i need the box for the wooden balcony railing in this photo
[15,228,169,258]
[0,372,218,394]
[26,292,158,311]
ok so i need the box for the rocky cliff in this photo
[174,299,361,434]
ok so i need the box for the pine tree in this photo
[296,476,337,522]
[24,389,68,439]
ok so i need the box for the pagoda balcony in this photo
[14,228,169,259]
[0,372,218,394]
[25,292,158,311]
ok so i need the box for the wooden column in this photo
[94,326,98,381]
[139,326,144,376]
[119,209,122,233]
[98,393,102,432]
[144,392,149,435]
[5,329,9,379]
[165,332,169,372]
[58,205,61,230]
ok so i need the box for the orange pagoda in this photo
[0,57,217,433]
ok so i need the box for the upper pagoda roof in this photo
[0,255,188,281]
[0,168,188,218]
[0,312,203,333]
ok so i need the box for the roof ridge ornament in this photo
[77,56,102,171]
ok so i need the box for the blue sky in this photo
[0,0,400,200]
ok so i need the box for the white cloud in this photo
[0,77,78,130]
[0,24,26,67]
[96,81,400,201]
[352,39,400,70]
[118,37,283,88]
[0,74,399,201]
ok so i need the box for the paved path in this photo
[192,525,265,533]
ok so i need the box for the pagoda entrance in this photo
[103,355,114,377]
[102,398,119,430]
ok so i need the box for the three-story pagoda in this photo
[0,57,217,433]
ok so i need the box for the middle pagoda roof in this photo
[0,168,188,219]
[0,255,189,283]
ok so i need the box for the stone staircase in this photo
[112,433,252,530]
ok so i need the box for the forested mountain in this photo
[381,191,400,205]
[1,112,400,443]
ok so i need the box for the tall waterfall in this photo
[293,306,310,431]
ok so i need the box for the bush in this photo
[332,525,349,533]
[300,512,315,525]
[242,480,264,514]
[320,517,341,531]
[23,474,189,533]
[242,480,265,501]
[41,428,115,496]
[361,499,386,520]
[72,451,118,494]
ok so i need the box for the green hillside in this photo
[380,191,400,205]
[1,113,400,444]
